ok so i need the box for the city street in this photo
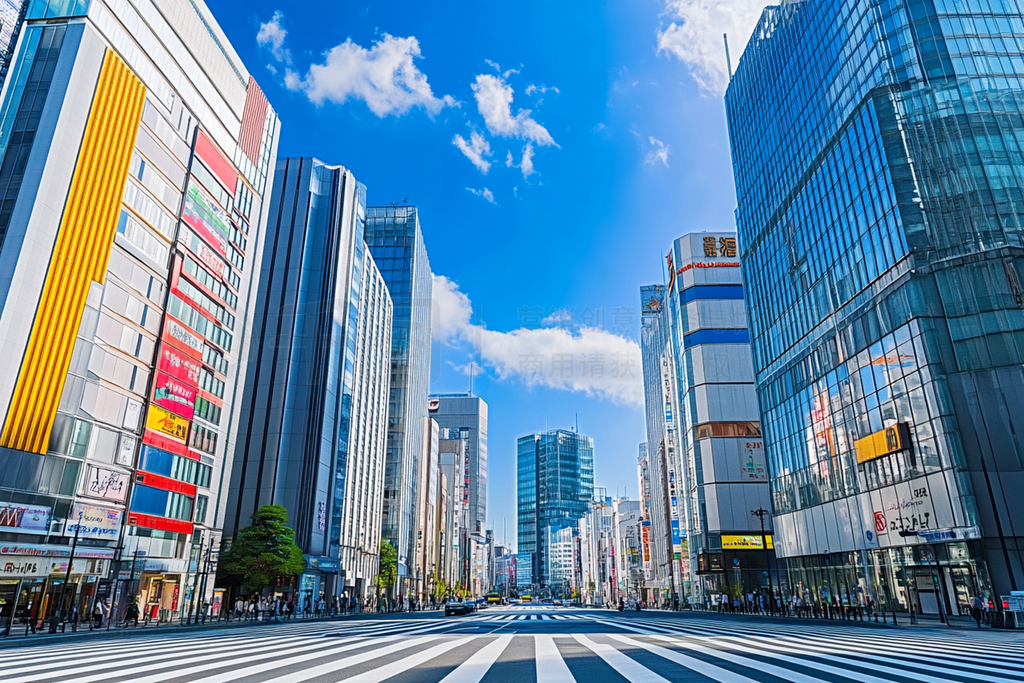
[2,606,1021,682]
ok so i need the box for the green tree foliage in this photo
[375,539,397,591]
[219,504,305,594]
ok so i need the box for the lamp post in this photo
[751,508,775,615]
[55,510,84,633]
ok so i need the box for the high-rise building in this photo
[639,283,686,603]
[517,428,594,592]
[437,427,465,590]
[413,417,439,601]
[636,443,654,600]
[225,159,392,606]
[611,498,642,604]
[727,2,1024,613]
[663,232,775,605]
[428,393,487,536]
[365,206,432,593]
[0,0,278,627]
[0,0,24,86]
[579,487,612,606]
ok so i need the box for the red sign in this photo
[158,346,202,386]
[135,471,197,497]
[153,372,196,420]
[195,130,238,195]
[143,431,194,460]
[874,511,888,535]
[676,262,741,275]
[127,512,193,535]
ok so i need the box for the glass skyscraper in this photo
[365,206,432,592]
[226,159,393,606]
[517,429,594,592]
[727,1,1024,614]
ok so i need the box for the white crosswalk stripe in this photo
[2,614,1022,683]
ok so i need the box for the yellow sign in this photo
[722,535,773,550]
[855,423,910,464]
[146,405,189,442]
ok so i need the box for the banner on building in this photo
[82,465,130,503]
[146,405,190,443]
[64,503,123,541]
[153,372,197,420]
[0,502,50,535]
[721,534,774,550]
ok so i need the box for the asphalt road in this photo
[2,605,1022,682]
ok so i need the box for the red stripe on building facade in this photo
[239,77,268,164]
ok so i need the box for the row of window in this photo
[177,271,235,329]
[182,253,237,308]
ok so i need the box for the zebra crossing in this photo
[1,612,1022,682]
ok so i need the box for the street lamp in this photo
[751,508,775,615]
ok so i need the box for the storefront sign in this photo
[855,423,911,464]
[0,557,47,577]
[919,526,981,543]
[0,502,50,535]
[676,261,741,275]
[146,405,190,443]
[722,534,774,550]
[0,544,114,559]
[182,182,231,257]
[64,504,123,541]
[163,317,204,356]
[82,465,130,503]
[153,372,196,420]
[158,346,202,386]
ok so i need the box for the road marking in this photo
[439,635,513,683]
[609,635,762,683]
[535,635,575,683]
[573,634,669,683]
[344,637,473,683]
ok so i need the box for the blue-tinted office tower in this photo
[727,2,1024,609]
[226,159,393,604]
[365,206,433,593]
[517,429,594,592]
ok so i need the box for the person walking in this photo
[970,595,984,628]
[123,598,140,628]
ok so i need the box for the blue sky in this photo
[211,0,770,549]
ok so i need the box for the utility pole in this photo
[55,510,84,633]
[751,508,775,615]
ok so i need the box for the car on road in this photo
[445,600,474,616]
[521,595,533,603]
[552,599,563,606]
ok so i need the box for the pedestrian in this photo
[124,598,140,628]
[970,595,984,628]
[92,600,104,628]
[350,595,358,614]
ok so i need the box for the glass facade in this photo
[516,429,594,591]
[365,206,432,587]
[727,0,1024,611]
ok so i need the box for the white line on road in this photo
[535,634,576,683]
[343,637,474,683]
[439,635,513,683]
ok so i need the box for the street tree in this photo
[219,504,305,595]
[375,539,397,600]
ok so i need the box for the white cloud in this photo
[453,132,492,173]
[472,74,556,146]
[282,30,454,117]
[525,84,560,96]
[657,0,771,94]
[506,151,515,167]
[645,136,670,167]
[432,275,643,406]
[257,11,291,64]
[520,143,535,177]
[466,187,495,203]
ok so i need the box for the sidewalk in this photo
[0,610,398,649]
[631,606,1019,634]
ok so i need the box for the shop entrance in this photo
[0,579,20,635]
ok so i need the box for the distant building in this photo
[517,429,594,592]
[226,159,393,604]
[639,283,686,603]
[663,232,775,605]
[365,206,433,593]
[428,393,488,536]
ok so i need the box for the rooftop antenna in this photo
[575,413,578,433]
[724,33,733,81]
[469,361,474,395]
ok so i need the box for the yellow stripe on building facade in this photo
[1,50,146,453]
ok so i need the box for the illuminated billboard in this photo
[153,372,196,420]
[158,345,202,386]
[146,405,190,443]
[181,181,231,257]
